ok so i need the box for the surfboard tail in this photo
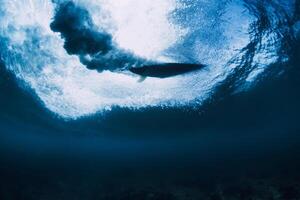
[138,76,147,82]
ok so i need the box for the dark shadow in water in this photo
[1,44,300,199]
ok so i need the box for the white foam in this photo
[0,0,254,119]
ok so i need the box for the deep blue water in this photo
[1,0,300,199]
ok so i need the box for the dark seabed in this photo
[1,0,300,199]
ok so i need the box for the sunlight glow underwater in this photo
[0,0,291,119]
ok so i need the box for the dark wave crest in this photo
[51,1,113,56]
[51,1,149,72]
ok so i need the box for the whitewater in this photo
[0,0,296,119]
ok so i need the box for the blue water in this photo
[1,0,300,199]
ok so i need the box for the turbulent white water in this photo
[0,0,261,119]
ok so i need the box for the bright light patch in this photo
[0,0,262,119]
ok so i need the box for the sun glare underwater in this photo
[0,0,299,119]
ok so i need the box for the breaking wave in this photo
[0,0,299,119]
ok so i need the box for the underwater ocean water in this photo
[1,0,300,199]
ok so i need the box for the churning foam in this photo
[0,0,252,119]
